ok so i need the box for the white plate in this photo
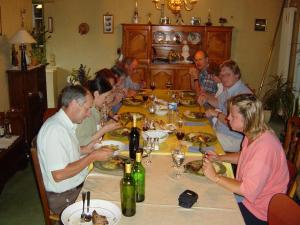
[61,199,121,225]
[187,32,201,45]
[142,130,169,143]
[94,140,126,154]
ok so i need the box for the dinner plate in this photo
[187,32,201,45]
[61,199,121,225]
[123,97,144,106]
[179,98,197,107]
[184,159,226,176]
[183,132,217,146]
[94,140,126,152]
[183,110,206,121]
[109,127,131,139]
[119,112,145,125]
[153,31,166,43]
[182,91,196,97]
[94,155,129,172]
[171,31,183,44]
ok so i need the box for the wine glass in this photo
[142,95,149,107]
[143,137,153,165]
[165,80,173,97]
[150,81,156,95]
[172,149,185,178]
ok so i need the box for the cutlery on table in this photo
[81,191,86,222]
[84,191,92,222]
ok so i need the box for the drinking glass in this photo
[143,138,153,165]
[165,80,173,97]
[142,95,149,107]
[172,149,185,178]
[150,81,156,95]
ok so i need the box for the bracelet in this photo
[193,78,199,82]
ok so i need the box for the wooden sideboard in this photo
[7,65,47,145]
[122,24,233,89]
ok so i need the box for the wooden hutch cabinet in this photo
[7,65,47,145]
[122,24,233,89]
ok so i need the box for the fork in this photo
[80,192,86,222]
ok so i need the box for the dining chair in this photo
[30,138,60,225]
[268,193,300,225]
[283,116,300,197]
[43,108,58,122]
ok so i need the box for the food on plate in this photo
[110,127,131,137]
[183,132,217,146]
[92,210,108,225]
[100,144,119,151]
[184,160,226,176]
[184,111,205,119]
[123,97,143,105]
[180,97,196,106]
[119,112,145,125]
[94,155,128,170]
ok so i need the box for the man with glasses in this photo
[189,50,218,96]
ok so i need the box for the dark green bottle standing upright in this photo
[132,151,145,202]
[129,115,140,160]
[120,162,136,217]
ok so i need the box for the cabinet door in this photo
[205,30,232,65]
[175,69,192,90]
[150,69,174,89]
[122,25,151,63]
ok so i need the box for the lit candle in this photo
[136,0,138,8]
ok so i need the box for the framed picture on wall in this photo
[0,6,2,36]
[103,13,113,34]
[254,19,267,32]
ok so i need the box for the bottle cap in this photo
[125,162,132,174]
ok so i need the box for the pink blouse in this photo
[236,130,289,221]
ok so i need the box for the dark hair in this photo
[87,71,113,95]
[60,85,88,107]
[95,68,117,85]
[220,60,241,79]
[111,64,126,78]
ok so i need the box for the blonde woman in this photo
[203,94,289,225]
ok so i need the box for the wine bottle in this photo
[129,115,140,160]
[120,162,136,217]
[132,150,145,202]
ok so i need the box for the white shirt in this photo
[37,109,88,193]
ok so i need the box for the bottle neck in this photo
[136,152,142,163]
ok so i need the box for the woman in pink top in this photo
[203,94,289,225]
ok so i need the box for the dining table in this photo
[76,90,245,225]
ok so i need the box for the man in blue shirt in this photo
[190,50,218,96]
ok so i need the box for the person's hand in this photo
[92,147,114,161]
[202,156,218,182]
[205,109,217,118]
[189,67,199,80]
[197,94,207,106]
[101,121,121,133]
[205,151,219,161]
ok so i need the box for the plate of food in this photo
[184,159,226,176]
[149,120,177,133]
[119,112,145,125]
[123,97,144,106]
[182,91,196,97]
[183,110,206,121]
[183,132,217,146]
[94,155,129,172]
[61,199,121,225]
[94,140,126,152]
[179,98,197,106]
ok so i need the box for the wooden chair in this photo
[283,116,300,197]
[268,193,300,225]
[30,138,59,225]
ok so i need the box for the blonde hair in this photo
[228,94,269,140]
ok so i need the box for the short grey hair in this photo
[60,85,88,107]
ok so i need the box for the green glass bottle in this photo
[120,162,136,217]
[132,151,145,202]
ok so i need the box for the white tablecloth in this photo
[79,155,245,225]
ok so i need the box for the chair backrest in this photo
[30,138,59,225]
[283,117,300,168]
[43,108,58,122]
[268,193,300,225]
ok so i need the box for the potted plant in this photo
[262,75,295,123]
[30,27,51,65]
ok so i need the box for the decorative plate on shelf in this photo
[170,31,184,44]
[188,32,201,45]
[184,159,226,176]
[153,31,166,43]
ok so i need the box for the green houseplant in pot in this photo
[262,75,295,123]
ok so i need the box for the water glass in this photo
[172,149,185,178]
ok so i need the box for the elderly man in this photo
[123,57,144,92]
[37,85,113,214]
[198,60,252,152]
[189,50,218,96]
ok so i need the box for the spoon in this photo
[84,191,92,222]
[81,192,86,222]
